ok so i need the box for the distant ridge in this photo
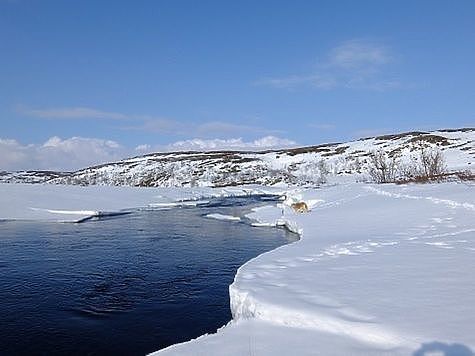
[1,128,474,187]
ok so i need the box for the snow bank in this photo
[0,183,285,222]
[153,182,475,355]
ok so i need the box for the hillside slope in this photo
[1,129,474,187]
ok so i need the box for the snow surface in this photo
[153,182,475,355]
[0,183,283,222]
[1,182,474,355]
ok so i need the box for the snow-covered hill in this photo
[1,128,474,187]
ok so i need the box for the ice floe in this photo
[205,213,241,222]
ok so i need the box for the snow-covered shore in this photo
[0,183,283,222]
[154,182,475,355]
[1,182,474,355]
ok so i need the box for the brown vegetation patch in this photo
[388,148,402,158]
[232,157,257,164]
[321,146,349,157]
[407,134,451,146]
[372,131,428,141]
[283,143,337,156]
[395,171,475,184]
[450,142,469,149]
[438,128,474,133]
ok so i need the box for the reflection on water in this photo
[0,196,296,356]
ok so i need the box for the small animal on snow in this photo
[291,202,308,213]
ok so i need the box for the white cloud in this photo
[0,139,32,170]
[0,135,298,171]
[328,39,391,69]
[167,136,297,151]
[0,136,127,171]
[251,136,297,148]
[256,39,401,91]
[20,107,128,120]
[135,144,151,152]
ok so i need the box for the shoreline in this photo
[1,182,474,355]
[153,182,475,355]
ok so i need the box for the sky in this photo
[1,0,474,171]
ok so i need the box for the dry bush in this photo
[396,170,475,184]
[420,147,447,177]
[368,150,399,183]
[317,159,330,183]
[368,145,449,184]
[456,170,475,181]
[400,146,447,183]
[297,159,329,185]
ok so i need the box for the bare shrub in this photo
[456,170,475,181]
[400,145,447,183]
[396,170,475,184]
[316,159,330,183]
[296,159,329,185]
[419,147,446,177]
[368,142,449,184]
[368,150,399,183]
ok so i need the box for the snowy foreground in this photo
[1,183,474,355]
[154,183,475,356]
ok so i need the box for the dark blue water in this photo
[0,196,296,356]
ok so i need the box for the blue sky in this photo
[1,0,474,170]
